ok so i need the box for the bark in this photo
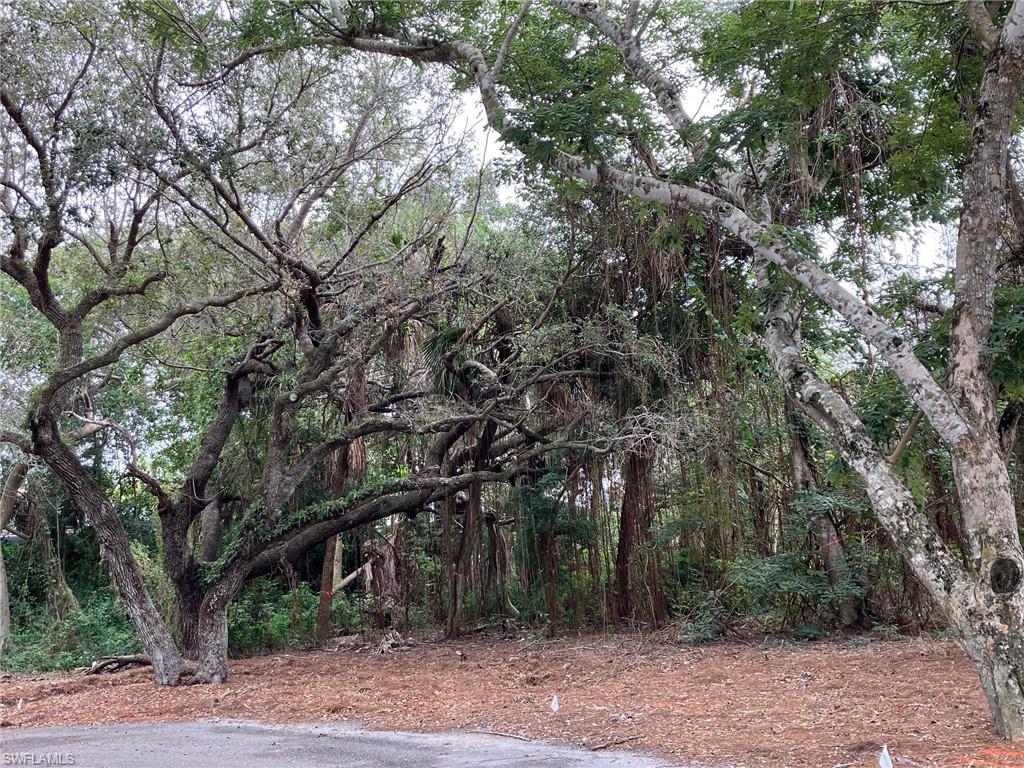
[198,497,224,564]
[194,574,244,684]
[314,532,336,644]
[161,500,201,660]
[32,424,184,684]
[362,524,406,630]
[612,441,667,626]
[0,463,28,652]
[331,536,345,591]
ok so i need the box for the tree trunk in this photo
[446,488,479,638]
[23,498,79,619]
[160,501,202,660]
[587,458,603,589]
[0,463,28,652]
[446,426,492,637]
[194,574,243,684]
[314,534,337,643]
[331,536,345,591]
[612,441,667,626]
[33,429,184,684]
[958,605,1024,740]
[198,498,223,564]
[785,397,860,628]
[943,15,1024,739]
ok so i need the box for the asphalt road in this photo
[0,720,680,767]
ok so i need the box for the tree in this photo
[191,0,1024,737]
[1,2,599,683]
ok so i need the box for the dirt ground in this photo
[1,635,1021,768]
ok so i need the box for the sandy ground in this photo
[1,635,1021,768]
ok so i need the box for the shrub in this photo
[0,590,139,673]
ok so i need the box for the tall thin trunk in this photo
[314,534,336,644]
[0,463,28,652]
[785,397,860,628]
[587,459,603,590]
[446,425,492,637]
[612,441,667,626]
[331,536,345,591]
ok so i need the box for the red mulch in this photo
[1,636,1019,768]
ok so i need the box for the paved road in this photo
[0,720,681,767]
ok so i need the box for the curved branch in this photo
[966,0,999,53]
[552,0,692,136]
[764,288,968,605]
[37,279,280,413]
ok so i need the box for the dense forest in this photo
[4,0,1024,742]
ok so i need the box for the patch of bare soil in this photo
[0,636,1018,768]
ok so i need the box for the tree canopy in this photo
[5,0,1024,741]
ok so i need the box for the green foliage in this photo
[3,0,1005,674]
[988,284,1024,397]
[1,590,139,673]
[227,578,320,654]
[678,590,728,645]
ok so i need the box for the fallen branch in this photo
[85,654,152,675]
[590,736,639,751]
[464,728,531,742]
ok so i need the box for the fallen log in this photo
[85,654,152,675]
